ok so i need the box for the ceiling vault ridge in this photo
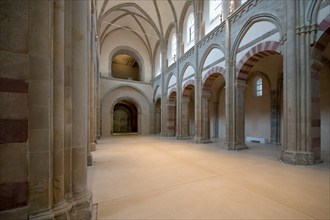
[101,27,152,61]
[153,0,164,37]
[100,11,159,42]
[131,13,153,56]
[98,2,162,39]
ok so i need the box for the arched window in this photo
[187,13,195,43]
[256,78,263,96]
[209,0,223,23]
[171,33,177,62]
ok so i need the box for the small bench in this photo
[246,136,268,144]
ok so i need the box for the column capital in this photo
[236,81,247,90]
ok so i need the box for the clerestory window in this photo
[171,33,177,62]
[256,78,263,97]
[210,0,223,23]
[187,13,195,43]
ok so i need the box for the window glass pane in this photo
[210,0,223,22]
[171,33,176,61]
[187,13,194,43]
[256,78,262,96]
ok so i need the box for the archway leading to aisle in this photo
[113,100,138,134]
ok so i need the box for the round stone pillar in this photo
[201,91,212,143]
[71,0,92,217]
[53,0,71,217]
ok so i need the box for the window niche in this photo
[111,53,141,81]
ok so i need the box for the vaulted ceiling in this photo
[97,0,189,57]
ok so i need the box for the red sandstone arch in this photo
[167,87,177,99]
[313,15,330,56]
[310,16,330,154]
[182,79,195,97]
[202,66,226,91]
[236,41,281,81]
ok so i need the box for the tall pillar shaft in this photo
[234,81,248,149]
[201,92,212,143]
[28,0,53,218]
[167,100,176,136]
[280,0,311,164]
[53,1,69,216]
[181,97,190,138]
[71,1,92,217]
[225,19,235,149]
[270,90,281,145]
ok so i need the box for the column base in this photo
[194,136,212,144]
[71,191,93,220]
[87,153,93,166]
[280,150,322,165]
[227,143,248,151]
[0,206,28,220]
[90,142,96,151]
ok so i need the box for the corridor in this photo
[88,136,330,219]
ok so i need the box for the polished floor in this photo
[88,135,330,219]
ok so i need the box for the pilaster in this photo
[181,96,190,139]
[201,91,212,143]
[234,81,248,150]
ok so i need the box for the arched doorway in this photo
[113,100,138,134]
[202,68,226,143]
[111,54,141,81]
[236,42,283,147]
[182,83,195,139]
[167,91,177,136]
[155,98,161,134]
[312,22,330,162]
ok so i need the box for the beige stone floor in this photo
[87,135,330,220]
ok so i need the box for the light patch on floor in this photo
[88,135,330,219]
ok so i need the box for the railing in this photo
[178,47,195,65]
[197,22,225,49]
[166,62,177,73]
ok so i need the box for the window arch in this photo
[187,13,195,43]
[210,0,223,23]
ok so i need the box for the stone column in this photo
[87,0,94,167]
[193,2,202,143]
[71,0,92,218]
[181,97,190,138]
[28,1,53,218]
[176,73,182,139]
[167,98,176,136]
[270,90,280,145]
[176,30,181,140]
[160,39,168,136]
[52,0,71,217]
[201,92,212,143]
[0,1,29,219]
[225,18,235,149]
[64,0,73,205]
[155,106,161,134]
[213,101,219,139]
[234,81,248,149]
[280,0,306,164]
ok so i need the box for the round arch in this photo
[232,13,283,64]
[108,46,145,81]
[180,62,195,82]
[198,43,225,74]
[236,41,281,81]
[101,86,150,136]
